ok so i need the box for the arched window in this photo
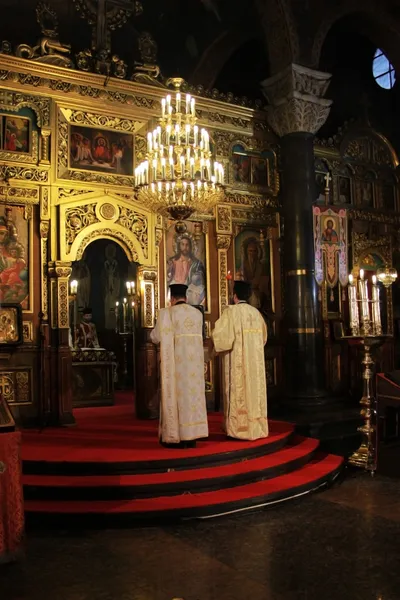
[372,49,396,89]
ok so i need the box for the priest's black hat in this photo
[233,280,251,301]
[82,307,93,315]
[169,284,188,298]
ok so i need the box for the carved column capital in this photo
[261,63,332,137]
[40,221,50,239]
[216,204,232,235]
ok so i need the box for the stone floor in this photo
[2,470,400,600]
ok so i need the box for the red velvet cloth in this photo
[0,432,24,563]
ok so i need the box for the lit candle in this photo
[161,98,166,118]
[372,275,382,335]
[358,269,371,335]
[176,92,181,113]
[157,126,162,146]
[70,279,78,295]
[152,158,157,180]
[180,155,185,175]
[348,274,360,336]
[170,158,175,178]
[193,125,198,146]
[191,98,195,116]
[190,157,195,179]
[185,124,190,146]
[161,157,166,179]
[186,94,191,114]
[115,301,120,333]
[123,298,128,333]
[126,281,131,294]
[226,270,233,281]
[166,95,171,114]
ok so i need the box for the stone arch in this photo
[69,224,144,264]
[255,0,299,74]
[311,2,400,72]
[190,29,257,89]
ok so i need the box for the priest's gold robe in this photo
[212,302,268,440]
[150,303,209,443]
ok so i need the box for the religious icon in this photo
[69,125,134,176]
[0,206,30,309]
[165,222,207,310]
[361,176,374,207]
[0,305,22,345]
[382,183,395,211]
[101,243,121,330]
[251,157,268,186]
[232,153,250,184]
[234,230,272,314]
[321,217,339,243]
[338,176,352,205]
[2,116,30,154]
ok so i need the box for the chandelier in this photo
[376,265,398,287]
[134,78,225,222]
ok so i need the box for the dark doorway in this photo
[71,239,138,389]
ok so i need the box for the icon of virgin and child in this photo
[166,233,206,306]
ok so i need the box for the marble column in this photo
[262,64,332,404]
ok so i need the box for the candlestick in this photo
[115,301,120,333]
[371,275,382,335]
[348,274,360,336]
[123,298,128,334]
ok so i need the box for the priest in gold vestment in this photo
[212,281,268,440]
[150,284,209,448]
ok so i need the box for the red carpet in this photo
[21,393,344,522]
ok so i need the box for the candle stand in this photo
[342,268,396,474]
[115,281,138,391]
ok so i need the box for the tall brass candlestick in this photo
[371,275,382,335]
[359,269,371,335]
[348,274,360,336]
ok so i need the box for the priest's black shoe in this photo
[183,440,197,449]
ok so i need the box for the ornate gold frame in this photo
[56,104,143,187]
[163,220,211,313]
[233,228,276,314]
[0,112,39,164]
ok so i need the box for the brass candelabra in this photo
[343,267,397,473]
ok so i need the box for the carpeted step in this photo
[23,436,319,501]
[22,418,294,476]
[24,452,343,523]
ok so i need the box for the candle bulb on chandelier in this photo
[161,98,166,118]
[186,94,191,114]
[170,158,175,179]
[372,275,382,335]
[176,92,181,113]
[185,124,190,146]
[161,157,166,179]
[147,132,152,153]
[191,98,195,116]
[193,125,198,146]
[190,157,195,179]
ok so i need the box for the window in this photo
[373,49,396,89]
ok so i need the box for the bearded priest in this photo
[212,280,268,441]
[150,284,209,448]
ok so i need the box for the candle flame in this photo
[348,274,353,284]
[360,269,364,280]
